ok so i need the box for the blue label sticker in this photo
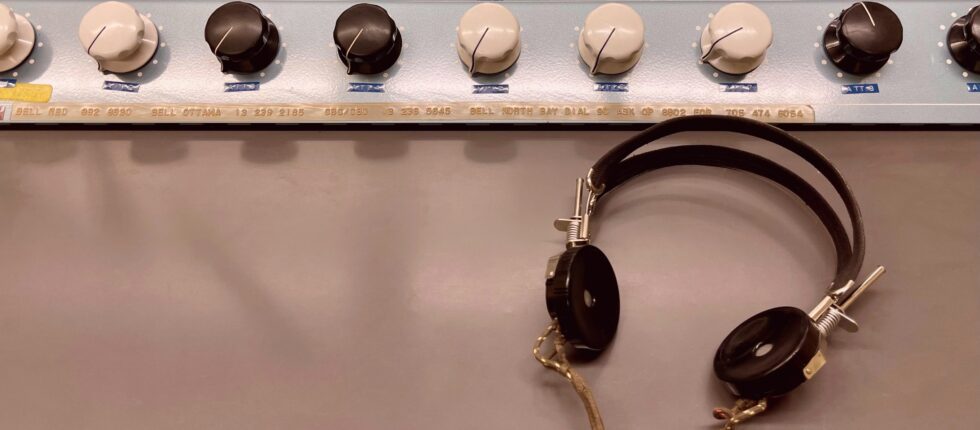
[225,81,261,92]
[348,82,385,93]
[720,83,758,93]
[473,84,509,94]
[102,81,141,93]
[968,83,980,93]
[594,82,629,92]
[841,83,879,94]
[0,78,16,88]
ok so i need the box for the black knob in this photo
[714,307,822,400]
[823,2,903,75]
[948,6,980,74]
[205,1,280,74]
[333,3,402,75]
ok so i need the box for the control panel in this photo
[0,1,978,127]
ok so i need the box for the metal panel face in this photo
[0,0,978,125]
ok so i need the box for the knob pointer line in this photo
[86,25,108,70]
[860,2,876,27]
[701,26,744,62]
[469,26,490,76]
[212,26,235,55]
[590,27,615,75]
[86,25,108,56]
[344,27,364,75]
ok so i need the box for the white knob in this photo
[78,1,158,74]
[456,3,521,75]
[0,3,36,73]
[0,5,16,55]
[578,3,644,75]
[700,2,773,75]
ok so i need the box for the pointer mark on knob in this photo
[87,25,108,56]
[701,26,743,62]
[859,2,876,27]
[213,27,235,55]
[344,27,365,75]
[469,27,490,76]
[591,27,616,75]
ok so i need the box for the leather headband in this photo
[590,116,864,292]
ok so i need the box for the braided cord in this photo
[532,321,605,430]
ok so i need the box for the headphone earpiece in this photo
[714,307,824,400]
[546,245,620,352]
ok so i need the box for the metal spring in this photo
[566,218,581,243]
[814,307,843,337]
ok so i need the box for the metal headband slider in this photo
[808,266,886,337]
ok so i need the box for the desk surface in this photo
[0,130,977,429]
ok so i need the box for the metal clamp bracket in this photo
[554,177,600,248]
[809,266,886,337]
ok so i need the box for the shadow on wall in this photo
[347,135,408,160]
[131,139,189,164]
[170,204,313,361]
[463,133,518,163]
[241,139,299,164]
[13,140,79,164]
[131,132,302,165]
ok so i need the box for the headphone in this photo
[535,115,885,429]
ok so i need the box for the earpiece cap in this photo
[545,245,620,352]
[714,306,822,399]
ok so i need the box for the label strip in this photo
[473,84,509,94]
[0,83,53,103]
[594,82,629,92]
[720,83,758,93]
[103,81,141,93]
[2,103,815,124]
[348,83,385,93]
[225,82,261,92]
[842,83,880,94]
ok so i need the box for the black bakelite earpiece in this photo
[714,307,824,400]
[546,245,620,351]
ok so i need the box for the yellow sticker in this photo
[0,83,53,103]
